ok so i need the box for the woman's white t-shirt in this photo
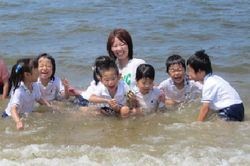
[119,58,145,89]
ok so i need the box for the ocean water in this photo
[0,0,250,165]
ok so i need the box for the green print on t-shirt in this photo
[121,73,131,85]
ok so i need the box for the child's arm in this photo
[1,78,9,99]
[10,106,23,130]
[197,103,210,121]
[61,78,70,99]
[127,91,139,108]
[89,95,120,112]
[165,99,176,105]
[38,97,52,107]
[38,97,63,113]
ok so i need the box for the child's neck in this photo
[174,81,185,90]
[108,87,118,98]
[23,80,33,92]
[40,78,50,86]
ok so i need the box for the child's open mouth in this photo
[40,72,49,78]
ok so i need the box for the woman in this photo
[107,28,145,89]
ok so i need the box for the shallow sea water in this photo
[0,0,250,165]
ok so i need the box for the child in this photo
[71,56,114,107]
[158,54,202,105]
[88,59,131,117]
[187,50,244,121]
[129,64,165,113]
[2,58,52,130]
[36,53,69,101]
[0,58,11,99]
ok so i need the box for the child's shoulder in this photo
[158,77,172,87]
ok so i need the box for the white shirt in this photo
[132,86,165,112]
[93,80,130,108]
[81,80,98,100]
[37,76,64,101]
[202,74,242,110]
[119,58,145,89]
[158,76,202,103]
[5,82,41,116]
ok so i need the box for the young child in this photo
[0,58,11,99]
[2,58,52,130]
[158,54,202,105]
[129,64,165,114]
[88,59,131,117]
[187,50,244,121]
[71,56,114,107]
[36,53,69,101]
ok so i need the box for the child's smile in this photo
[38,57,53,80]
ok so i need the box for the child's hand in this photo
[158,93,165,103]
[68,86,82,96]
[16,120,24,130]
[108,99,120,112]
[62,78,69,89]
[127,91,138,107]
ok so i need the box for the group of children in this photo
[0,28,244,130]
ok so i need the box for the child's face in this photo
[111,37,129,61]
[136,77,154,95]
[38,57,53,80]
[187,65,203,82]
[100,69,120,94]
[168,64,186,85]
[26,67,39,82]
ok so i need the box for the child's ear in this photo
[97,76,101,81]
[118,73,122,80]
[24,72,31,78]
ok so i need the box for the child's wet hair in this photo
[166,54,186,73]
[93,56,114,85]
[95,58,119,78]
[36,53,56,80]
[187,50,213,74]
[11,58,37,92]
[136,64,155,81]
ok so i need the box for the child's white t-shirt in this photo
[119,58,145,89]
[81,80,98,100]
[5,82,41,116]
[92,80,130,108]
[132,86,165,111]
[202,74,242,110]
[158,77,202,103]
[37,76,64,101]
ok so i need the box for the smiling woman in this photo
[107,28,146,89]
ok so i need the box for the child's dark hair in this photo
[93,56,114,85]
[187,50,213,74]
[36,53,56,80]
[136,64,155,81]
[166,54,185,73]
[96,59,119,78]
[11,58,38,92]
